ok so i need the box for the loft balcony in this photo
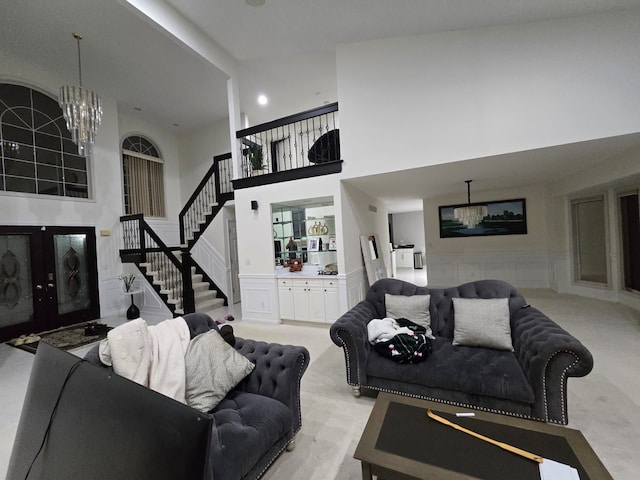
[233,102,342,190]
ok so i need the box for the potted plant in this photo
[248,145,265,171]
[120,273,137,292]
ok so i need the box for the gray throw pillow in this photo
[385,293,433,338]
[185,329,255,412]
[452,297,513,351]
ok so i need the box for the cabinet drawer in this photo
[295,279,323,288]
[322,278,337,288]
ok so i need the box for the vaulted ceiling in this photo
[3,0,639,211]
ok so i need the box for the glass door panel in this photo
[54,234,91,315]
[0,225,99,341]
[0,234,35,329]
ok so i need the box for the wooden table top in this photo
[354,392,612,480]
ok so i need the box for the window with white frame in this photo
[0,83,89,198]
[122,135,165,217]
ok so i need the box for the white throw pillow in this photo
[385,293,433,338]
[184,330,255,412]
[452,297,513,351]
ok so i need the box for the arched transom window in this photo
[122,135,165,217]
[0,83,89,198]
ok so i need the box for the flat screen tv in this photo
[7,342,213,480]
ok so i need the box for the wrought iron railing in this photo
[179,153,234,246]
[120,214,194,314]
[236,102,340,181]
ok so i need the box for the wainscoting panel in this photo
[99,276,171,322]
[238,274,280,323]
[191,239,230,300]
[426,252,550,288]
[345,267,367,310]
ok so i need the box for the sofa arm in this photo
[234,338,310,434]
[511,306,594,424]
[329,300,377,389]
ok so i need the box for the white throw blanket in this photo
[99,317,190,403]
[367,317,415,344]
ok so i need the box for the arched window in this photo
[122,135,165,217]
[0,83,89,198]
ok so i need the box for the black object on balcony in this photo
[308,129,340,164]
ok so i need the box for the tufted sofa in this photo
[329,278,593,424]
[84,313,310,480]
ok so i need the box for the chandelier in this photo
[59,33,102,157]
[453,180,488,229]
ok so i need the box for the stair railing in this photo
[120,214,194,314]
[179,153,234,247]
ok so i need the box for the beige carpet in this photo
[232,289,640,480]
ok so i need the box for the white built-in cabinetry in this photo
[278,277,338,323]
[395,248,414,268]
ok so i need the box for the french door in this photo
[0,226,100,342]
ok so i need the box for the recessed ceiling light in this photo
[257,94,268,106]
[245,0,265,6]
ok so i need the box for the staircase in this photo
[120,153,233,316]
[192,266,225,315]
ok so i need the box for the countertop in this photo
[276,265,338,278]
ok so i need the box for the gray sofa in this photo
[329,278,593,424]
[84,313,310,480]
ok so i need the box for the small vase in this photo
[127,295,139,320]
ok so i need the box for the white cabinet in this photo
[278,277,338,323]
[322,278,339,323]
[395,248,414,268]
[277,279,294,319]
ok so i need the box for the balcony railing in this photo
[234,102,342,189]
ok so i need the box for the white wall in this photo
[178,118,231,255]
[391,211,425,253]
[340,182,391,281]
[234,175,341,275]
[178,118,231,205]
[337,9,640,179]
[423,185,550,288]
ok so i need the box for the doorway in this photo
[228,220,241,304]
[620,192,640,292]
[0,225,100,341]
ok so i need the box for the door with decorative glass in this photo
[0,226,99,342]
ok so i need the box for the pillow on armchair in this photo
[185,330,255,412]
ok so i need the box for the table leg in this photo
[361,461,372,480]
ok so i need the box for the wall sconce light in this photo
[251,200,259,210]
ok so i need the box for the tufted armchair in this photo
[329,278,593,424]
[83,313,310,480]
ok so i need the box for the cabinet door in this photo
[293,284,310,320]
[278,281,294,320]
[307,286,326,322]
[323,285,339,323]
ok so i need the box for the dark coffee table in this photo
[354,392,612,480]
